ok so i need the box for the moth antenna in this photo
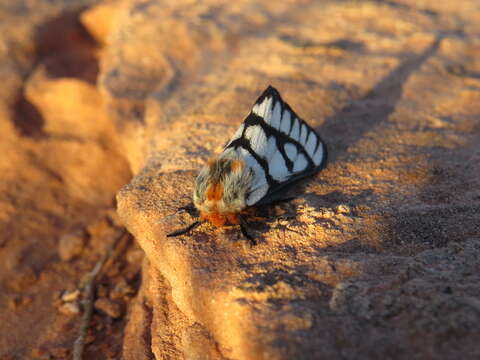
[167,220,203,237]
[239,216,256,246]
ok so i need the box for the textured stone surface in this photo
[2,0,480,358]
[114,0,480,359]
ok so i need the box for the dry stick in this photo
[72,228,127,360]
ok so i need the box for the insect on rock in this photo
[167,86,328,244]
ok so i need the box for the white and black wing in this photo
[224,85,327,206]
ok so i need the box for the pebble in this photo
[30,347,49,359]
[85,334,95,344]
[96,284,109,298]
[94,298,124,319]
[49,347,69,359]
[126,248,144,265]
[58,302,80,315]
[58,229,87,261]
[61,289,80,302]
[336,204,351,214]
[320,208,335,218]
[110,278,135,300]
[8,295,32,310]
[87,218,117,253]
[7,266,38,293]
[7,267,37,291]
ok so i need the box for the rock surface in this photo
[1,0,480,359]
[114,0,480,359]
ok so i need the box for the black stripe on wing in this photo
[253,86,326,164]
[225,85,328,205]
[255,144,328,206]
[227,135,279,188]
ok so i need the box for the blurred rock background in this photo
[1,0,480,359]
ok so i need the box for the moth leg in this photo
[167,220,203,237]
[239,216,257,246]
[256,197,296,219]
[268,197,295,206]
[177,203,198,216]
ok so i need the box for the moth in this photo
[167,86,328,244]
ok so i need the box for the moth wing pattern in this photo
[224,86,328,206]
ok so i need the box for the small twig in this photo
[72,228,126,360]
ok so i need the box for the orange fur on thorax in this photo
[202,160,244,227]
[206,182,224,201]
[201,211,239,227]
[231,159,245,172]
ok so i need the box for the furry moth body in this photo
[168,86,328,244]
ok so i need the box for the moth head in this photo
[193,155,252,216]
